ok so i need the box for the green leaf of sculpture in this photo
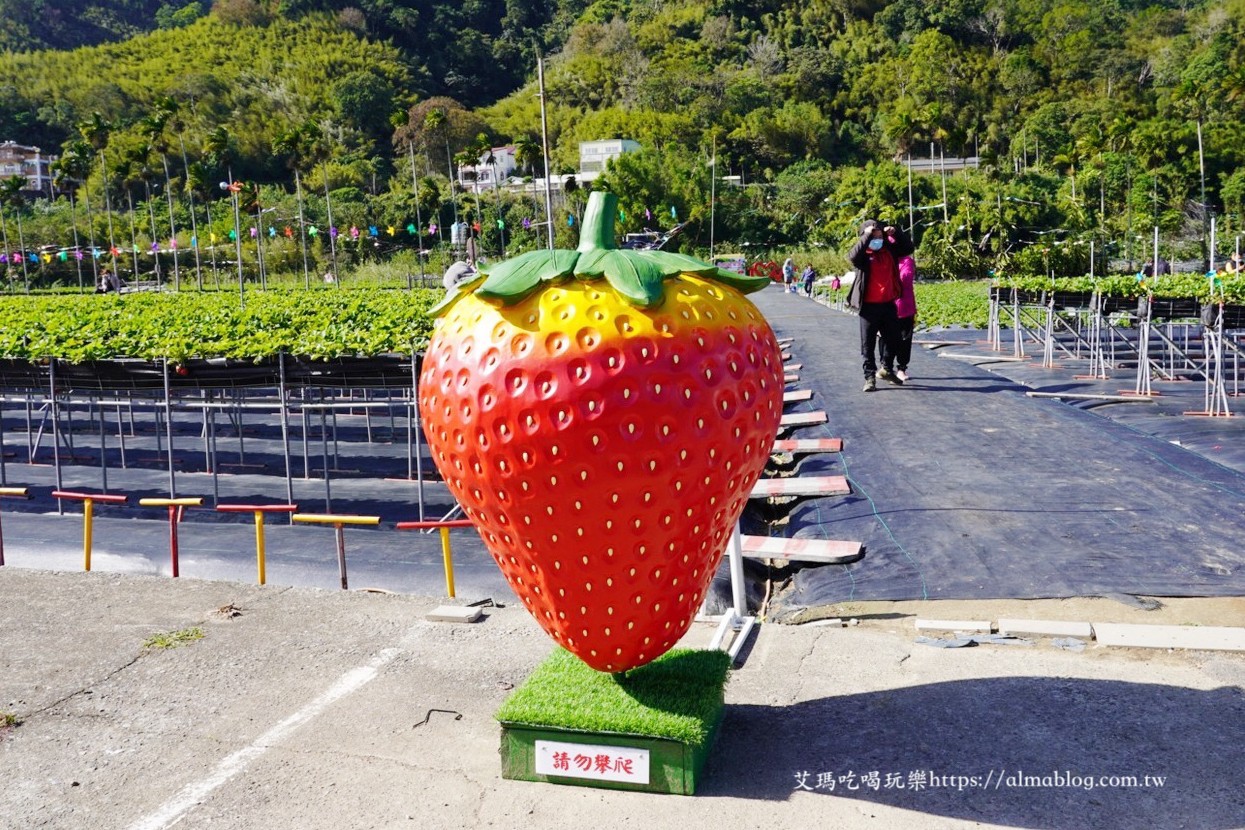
[631,250,771,294]
[707,268,772,294]
[576,249,667,307]
[476,249,579,303]
[631,250,719,275]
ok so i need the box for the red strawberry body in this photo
[419,194,783,671]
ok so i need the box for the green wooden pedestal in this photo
[496,648,731,795]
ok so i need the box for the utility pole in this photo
[537,48,555,251]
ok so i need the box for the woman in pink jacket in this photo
[879,249,917,382]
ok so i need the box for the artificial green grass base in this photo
[496,648,732,795]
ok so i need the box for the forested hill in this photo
[5,0,1245,278]
[0,0,589,109]
[0,0,170,52]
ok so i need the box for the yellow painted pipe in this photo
[138,497,204,508]
[0,487,28,497]
[292,513,380,527]
[439,526,456,598]
[83,499,94,572]
[254,511,266,585]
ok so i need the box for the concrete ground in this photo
[2,568,1242,830]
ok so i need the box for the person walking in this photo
[846,219,913,392]
[879,242,917,382]
[801,263,816,297]
[782,257,797,293]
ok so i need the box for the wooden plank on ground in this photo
[1027,392,1156,403]
[998,619,1094,638]
[783,389,814,403]
[785,363,803,371]
[1092,623,1245,652]
[740,535,862,564]
[917,340,975,349]
[750,475,850,498]
[939,352,1029,362]
[779,411,827,429]
[784,373,800,383]
[772,438,843,454]
[915,619,993,633]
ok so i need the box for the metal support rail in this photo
[394,518,474,598]
[216,503,299,584]
[138,497,203,578]
[291,513,380,590]
[0,486,30,566]
[50,490,129,571]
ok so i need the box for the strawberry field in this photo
[0,288,439,363]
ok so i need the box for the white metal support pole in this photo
[705,524,757,663]
[1042,296,1055,368]
[988,287,1000,350]
[1135,296,1152,396]
[1205,307,1232,417]
[1012,290,1025,358]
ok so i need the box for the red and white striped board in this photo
[779,410,828,429]
[783,389,814,403]
[750,475,850,498]
[772,438,843,454]
[740,535,862,565]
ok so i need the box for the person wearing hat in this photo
[846,219,914,392]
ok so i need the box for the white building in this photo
[498,138,642,196]
[577,139,640,180]
[0,141,56,194]
[457,146,517,192]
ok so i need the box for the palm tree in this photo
[116,154,144,281]
[273,122,317,288]
[468,133,506,257]
[424,107,459,231]
[51,162,85,290]
[205,126,246,298]
[143,98,182,288]
[405,141,425,286]
[513,134,543,233]
[174,138,204,289]
[0,177,10,289]
[54,140,99,290]
[184,159,220,288]
[78,113,119,274]
[129,142,164,284]
[303,122,339,284]
[0,176,30,292]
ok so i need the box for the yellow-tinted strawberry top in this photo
[420,275,783,672]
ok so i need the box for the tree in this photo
[273,120,321,286]
[78,113,120,267]
[212,0,271,26]
[0,176,31,291]
[331,69,397,147]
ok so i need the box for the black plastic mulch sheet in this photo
[748,287,1245,619]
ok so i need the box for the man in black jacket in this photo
[846,219,914,391]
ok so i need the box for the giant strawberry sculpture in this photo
[419,192,783,671]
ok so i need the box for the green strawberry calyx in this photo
[430,191,771,315]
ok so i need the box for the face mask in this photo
[868,238,884,251]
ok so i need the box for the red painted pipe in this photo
[394,519,475,530]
